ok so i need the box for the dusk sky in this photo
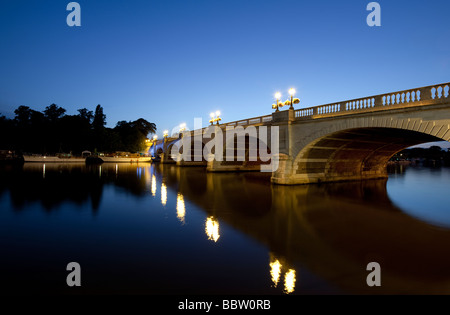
[1,0,449,143]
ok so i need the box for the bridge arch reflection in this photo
[156,164,450,294]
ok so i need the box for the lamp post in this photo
[163,130,169,141]
[272,89,300,111]
[288,88,300,109]
[178,123,186,138]
[150,135,158,157]
[151,135,158,147]
[209,111,222,125]
[272,92,283,112]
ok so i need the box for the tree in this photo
[113,118,156,152]
[4,103,157,155]
[14,105,33,125]
[92,105,107,151]
[93,104,106,131]
[132,118,157,135]
[44,104,66,122]
[77,108,94,124]
[13,106,47,152]
[0,114,15,149]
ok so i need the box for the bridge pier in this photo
[177,160,207,167]
[206,158,263,172]
[160,153,176,164]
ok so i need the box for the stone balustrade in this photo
[295,82,449,119]
[224,114,272,127]
[184,83,449,135]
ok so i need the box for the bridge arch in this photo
[275,115,450,185]
[206,128,272,172]
[294,127,441,182]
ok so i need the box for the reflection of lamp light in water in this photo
[269,259,282,287]
[151,175,157,196]
[205,216,220,242]
[161,183,167,206]
[284,269,296,294]
[269,255,297,294]
[177,193,185,224]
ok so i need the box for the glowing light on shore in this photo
[205,216,220,242]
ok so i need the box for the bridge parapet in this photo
[223,114,272,127]
[295,82,449,119]
[186,114,273,136]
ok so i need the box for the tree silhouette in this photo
[77,108,94,124]
[2,104,157,155]
[14,106,33,126]
[44,104,66,122]
[93,104,106,131]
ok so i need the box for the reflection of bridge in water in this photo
[151,82,450,185]
[6,163,450,293]
[154,163,450,294]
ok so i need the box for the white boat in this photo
[99,156,152,163]
[23,155,85,163]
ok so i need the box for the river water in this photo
[0,162,449,295]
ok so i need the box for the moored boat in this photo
[23,155,85,163]
[99,156,152,163]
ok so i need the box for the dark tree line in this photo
[0,104,156,155]
[391,146,450,166]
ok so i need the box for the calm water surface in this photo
[1,163,449,294]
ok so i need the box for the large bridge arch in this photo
[292,127,441,184]
[273,109,450,185]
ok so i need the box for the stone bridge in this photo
[150,82,450,185]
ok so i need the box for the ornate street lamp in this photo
[272,92,284,112]
[272,89,300,111]
[209,111,222,125]
[151,135,158,146]
[287,88,300,109]
[178,123,187,138]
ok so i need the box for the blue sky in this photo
[0,0,449,145]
